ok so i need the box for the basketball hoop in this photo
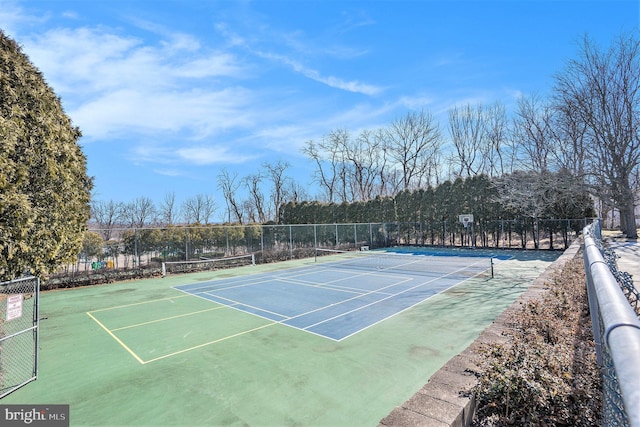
[458,214,474,228]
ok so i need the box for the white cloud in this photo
[61,10,79,20]
[172,54,241,78]
[396,95,436,110]
[256,49,383,96]
[303,68,382,96]
[176,146,257,165]
[0,1,48,36]
[153,168,183,177]
[24,27,243,93]
[71,86,254,140]
[254,124,317,153]
[215,22,382,96]
[7,9,388,174]
[17,26,253,143]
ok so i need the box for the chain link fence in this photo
[48,219,588,286]
[583,222,640,427]
[0,276,39,398]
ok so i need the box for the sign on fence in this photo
[0,276,39,398]
[6,295,23,321]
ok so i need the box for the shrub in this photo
[473,256,601,426]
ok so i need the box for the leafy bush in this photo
[473,256,601,426]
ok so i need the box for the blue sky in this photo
[1,0,638,220]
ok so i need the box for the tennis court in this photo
[172,250,504,341]
[2,247,560,426]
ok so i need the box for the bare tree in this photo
[181,196,202,225]
[554,32,640,237]
[91,199,123,240]
[301,137,340,203]
[512,93,555,173]
[287,180,310,204]
[264,160,292,222]
[448,103,486,177]
[303,126,401,202]
[158,192,178,225]
[344,129,388,201]
[201,194,217,224]
[552,105,589,178]
[181,194,217,225]
[484,102,511,176]
[242,199,258,223]
[217,169,244,224]
[385,110,443,192]
[122,197,156,228]
[243,172,267,223]
[301,139,324,199]
[327,129,351,202]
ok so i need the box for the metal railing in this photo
[583,222,640,427]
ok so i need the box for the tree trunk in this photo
[619,202,638,238]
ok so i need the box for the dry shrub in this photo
[473,255,601,426]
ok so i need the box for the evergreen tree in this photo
[0,30,92,280]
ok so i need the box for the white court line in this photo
[271,262,418,296]
[177,273,413,337]
[230,273,416,330]
[89,294,191,313]
[304,258,492,339]
[111,305,231,331]
[143,322,278,364]
[280,276,413,323]
[173,257,412,295]
[171,255,493,342]
[175,274,272,293]
[308,268,412,295]
[202,290,290,320]
[274,277,368,295]
[196,273,409,322]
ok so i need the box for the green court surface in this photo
[3,250,560,426]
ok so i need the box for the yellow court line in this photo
[88,293,191,313]
[143,322,278,364]
[86,312,145,365]
[111,305,232,331]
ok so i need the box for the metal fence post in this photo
[354,224,357,249]
[314,224,317,249]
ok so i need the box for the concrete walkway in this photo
[605,233,640,292]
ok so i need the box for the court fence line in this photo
[52,219,590,281]
[583,221,640,427]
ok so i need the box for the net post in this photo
[251,253,255,266]
[161,262,166,277]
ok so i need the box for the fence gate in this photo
[0,276,39,398]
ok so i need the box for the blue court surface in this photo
[173,251,503,341]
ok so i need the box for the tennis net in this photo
[162,254,255,276]
[314,248,494,279]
